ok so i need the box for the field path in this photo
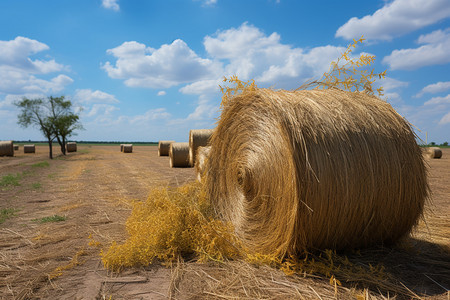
[0,145,194,299]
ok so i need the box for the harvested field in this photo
[0,145,448,299]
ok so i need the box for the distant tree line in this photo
[15,96,83,159]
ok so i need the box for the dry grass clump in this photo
[195,146,211,182]
[66,142,77,152]
[426,147,442,159]
[101,182,242,271]
[170,142,191,168]
[205,88,428,257]
[158,140,175,156]
[122,144,133,153]
[23,144,35,153]
[0,140,14,156]
[189,129,214,166]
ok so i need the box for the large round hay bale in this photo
[426,147,442,159]
[169,142,191,168]
[0,141,14,156]
[195,146,211,182]
[205,88,429,256]
[158,140,175,156]
[123,144,133,153]
[23,144,35,154]
[189,129,214,166]
[66,142,77,152]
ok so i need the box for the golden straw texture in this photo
[205,88,429,257]
[158,140,175,156]
[169,142,191,168]
[195,146,211,182]
[189,129,214,166]
[0,141,14,157]
[23,144,35,154]
[123,144,133,153]
[66,142,77,152]
[426,147,442,159]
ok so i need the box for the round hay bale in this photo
[0,141,14,157]
[426,147,442,159]
[189,129,214,166]
[14,145,19,151]
[205,88,429,256]
[66,142,77,152]
[158,140,175,156]
[123,144,133,153]
[169,142,191,168]
[195,146,211,182]
[23,144,35,154]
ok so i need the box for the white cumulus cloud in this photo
[382,28,450,70]
[103,39,222,89]
[424,94,450,105]
[0,36,71,95]
[102,0,119,11]
[336,0,450,41]
[74,89,119,104]
[157,91,166,96]
[416,81,450,97]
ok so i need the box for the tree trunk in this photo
[48,139,53,159]
[62,136,66,155]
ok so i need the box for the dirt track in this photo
[0,145,449,299]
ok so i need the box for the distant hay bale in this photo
[14,145,19,151]
[195,146,211,182]
[158,140,175,156]
[120,144,124,152]
[169,142,191,168]
[66,142,77,152]
[23,144,35,154]
[123,144,133,153]
[0,141,14,157]
[426,147,442,159]
[205,88,429,256]
[189,129,214,166]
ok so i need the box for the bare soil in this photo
[0,145,449,299]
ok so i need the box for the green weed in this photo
[0,208,18,224]
[33,215,66,223]
[0,173,21,188]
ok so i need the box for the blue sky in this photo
[0,0,449,143]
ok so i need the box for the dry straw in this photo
[189,129,214,166]
[66,142,77,152]
[205,88,429,257]
[169,142,191,168]
[426,147,442,159]
[123,144,133,153]
[23,144,35,154]
[195,146,211,182]
[158,140,175,156]
[0,141,14,156]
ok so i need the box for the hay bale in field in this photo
[189,129,214,166]
[205,88,429,256]
[169,142,191,168]
[123,144,133,153]
[66,142,77,152]
[0,141,14,156]
[426,147,442,159]
[195,146,211,182]
[23,144,35,153]
[120,144,124,152]
[14,145,19,151]
[158,140,175,156]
